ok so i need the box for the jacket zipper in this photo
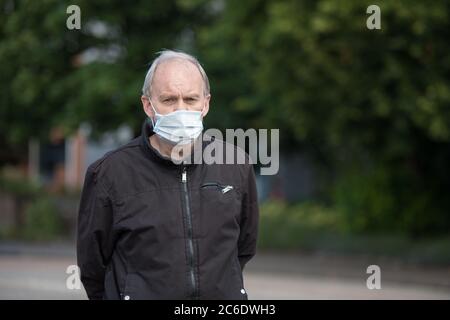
[181,166,198,299]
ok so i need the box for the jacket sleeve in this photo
[77,165,114,300]
[237,164,260,271]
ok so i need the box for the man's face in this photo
[141,59,210,119]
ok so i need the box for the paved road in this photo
[0,243,449,300]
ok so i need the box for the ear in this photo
[141,95,154,118]
[201,94,211,118]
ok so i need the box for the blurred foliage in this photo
[258,200,338,249]
[21,197,65,241]
[0,173,40,197]
[0,168,76,241]
[198,0,450,237]
[333,164,449,236]
[0,0,213,159]
[1,0,449,236]
[258,200,450,264]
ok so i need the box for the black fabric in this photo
[77,120,259,300]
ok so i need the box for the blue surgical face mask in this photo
[149,100,204,145]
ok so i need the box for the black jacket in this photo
[77,120,259,300]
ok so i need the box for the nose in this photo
[174,98,189,111]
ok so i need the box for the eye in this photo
[185,97,197,103]
[163,97,176,103]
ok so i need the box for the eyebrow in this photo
[158,93,201,100]
[159,94,177,100]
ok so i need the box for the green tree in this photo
[198,0,450,236]
[0,0,211,162]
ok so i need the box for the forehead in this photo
[152,59,204,95]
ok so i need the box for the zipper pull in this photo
[221,185,233,194]
[182,167,187,183]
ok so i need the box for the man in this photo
[77,50,259,300]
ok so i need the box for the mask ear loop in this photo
[148,96,159,128]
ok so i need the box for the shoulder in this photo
[85,137,141,179]
[203,133,255,181]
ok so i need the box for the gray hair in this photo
[142,49,210,98]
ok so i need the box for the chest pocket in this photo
[200,182,235,194]
[190,182,241,238]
